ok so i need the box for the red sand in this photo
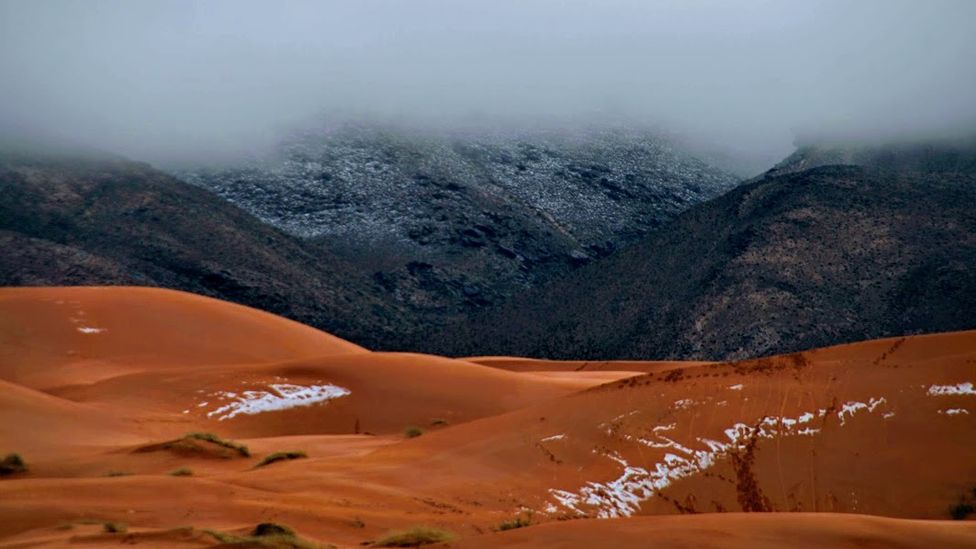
[1,287,973,547]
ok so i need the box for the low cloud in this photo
[1,0,974,166]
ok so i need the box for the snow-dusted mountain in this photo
[178,123,737,325]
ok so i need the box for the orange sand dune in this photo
[453,513,976,548]
[0,286,364,389]
[1,287,974,548]
[41,352,602,440]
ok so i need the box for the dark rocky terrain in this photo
[0,152,412,348]
[177,123,736,319]
[429,139,976,360]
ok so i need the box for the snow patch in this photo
[939,408,970,416]
[204,383,351,421]
[927,382,976,396]
[547,396,888,518]
[76,327,105,334]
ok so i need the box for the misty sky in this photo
[1,0,974,165]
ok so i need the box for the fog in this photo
[1,0,974,168]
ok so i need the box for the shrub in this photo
[252,522,294,537]
[183,432,250,457]
[950,501,974,520]
[496,515,531,531]
[103,521,128,534]
[255,450,307,468]
[430,418,449,427]
[203,522,327,548]
[373,526,455,547]
[169,467,193,477]
[0,453,27,476]
[404,426,424,439]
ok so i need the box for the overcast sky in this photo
[1,0,974,165]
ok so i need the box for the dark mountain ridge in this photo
[427,139,976,360]
[0,151,411,348]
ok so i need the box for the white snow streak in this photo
[927,382,976,396]
[205,383,351,421]
[547,397,888,518]
[939,408,970,416]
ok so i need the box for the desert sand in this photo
[1,287,974,547]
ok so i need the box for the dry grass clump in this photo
[0,453,27,476]
[372,526,455,547]
[183,432,251,457]
[496,515,531,531]
[254,450,307,468]
[102,521,128,534]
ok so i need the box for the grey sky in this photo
[1,0,974,165]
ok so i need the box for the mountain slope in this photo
[432,141,976,360]
[0,152,409,349]
[178,123,737,318]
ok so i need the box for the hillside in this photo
[431,141,976,360]
[178,123,737,318]
[0,152,410,349]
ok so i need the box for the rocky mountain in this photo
[429,139,976,360]
[0,151,411,348]
[177,123,737,320]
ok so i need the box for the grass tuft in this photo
[183,432,250,457]
[0,453,27,476]
[496,515,531,531]
[255,450,307,468]
[102,521,128,534]
[403,426,424,439]
[372,526,455,547]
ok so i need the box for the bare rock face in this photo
[177,123,737,326]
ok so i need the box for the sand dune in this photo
[1,287,973,548]
[452,513,976,548]
[0,286,364,390]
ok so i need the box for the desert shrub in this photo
[169,467,194,477]
[203,522,328,548]
[429,418,449,426]
[496,515,531,531]
[403,426,424,439]
[372,526,455,547]
[255,450,307,468]
[0,453,27,476]
[950,501,974,520]
[252,523,294,537]
[103,521,128,534]
[183,432,250,457]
